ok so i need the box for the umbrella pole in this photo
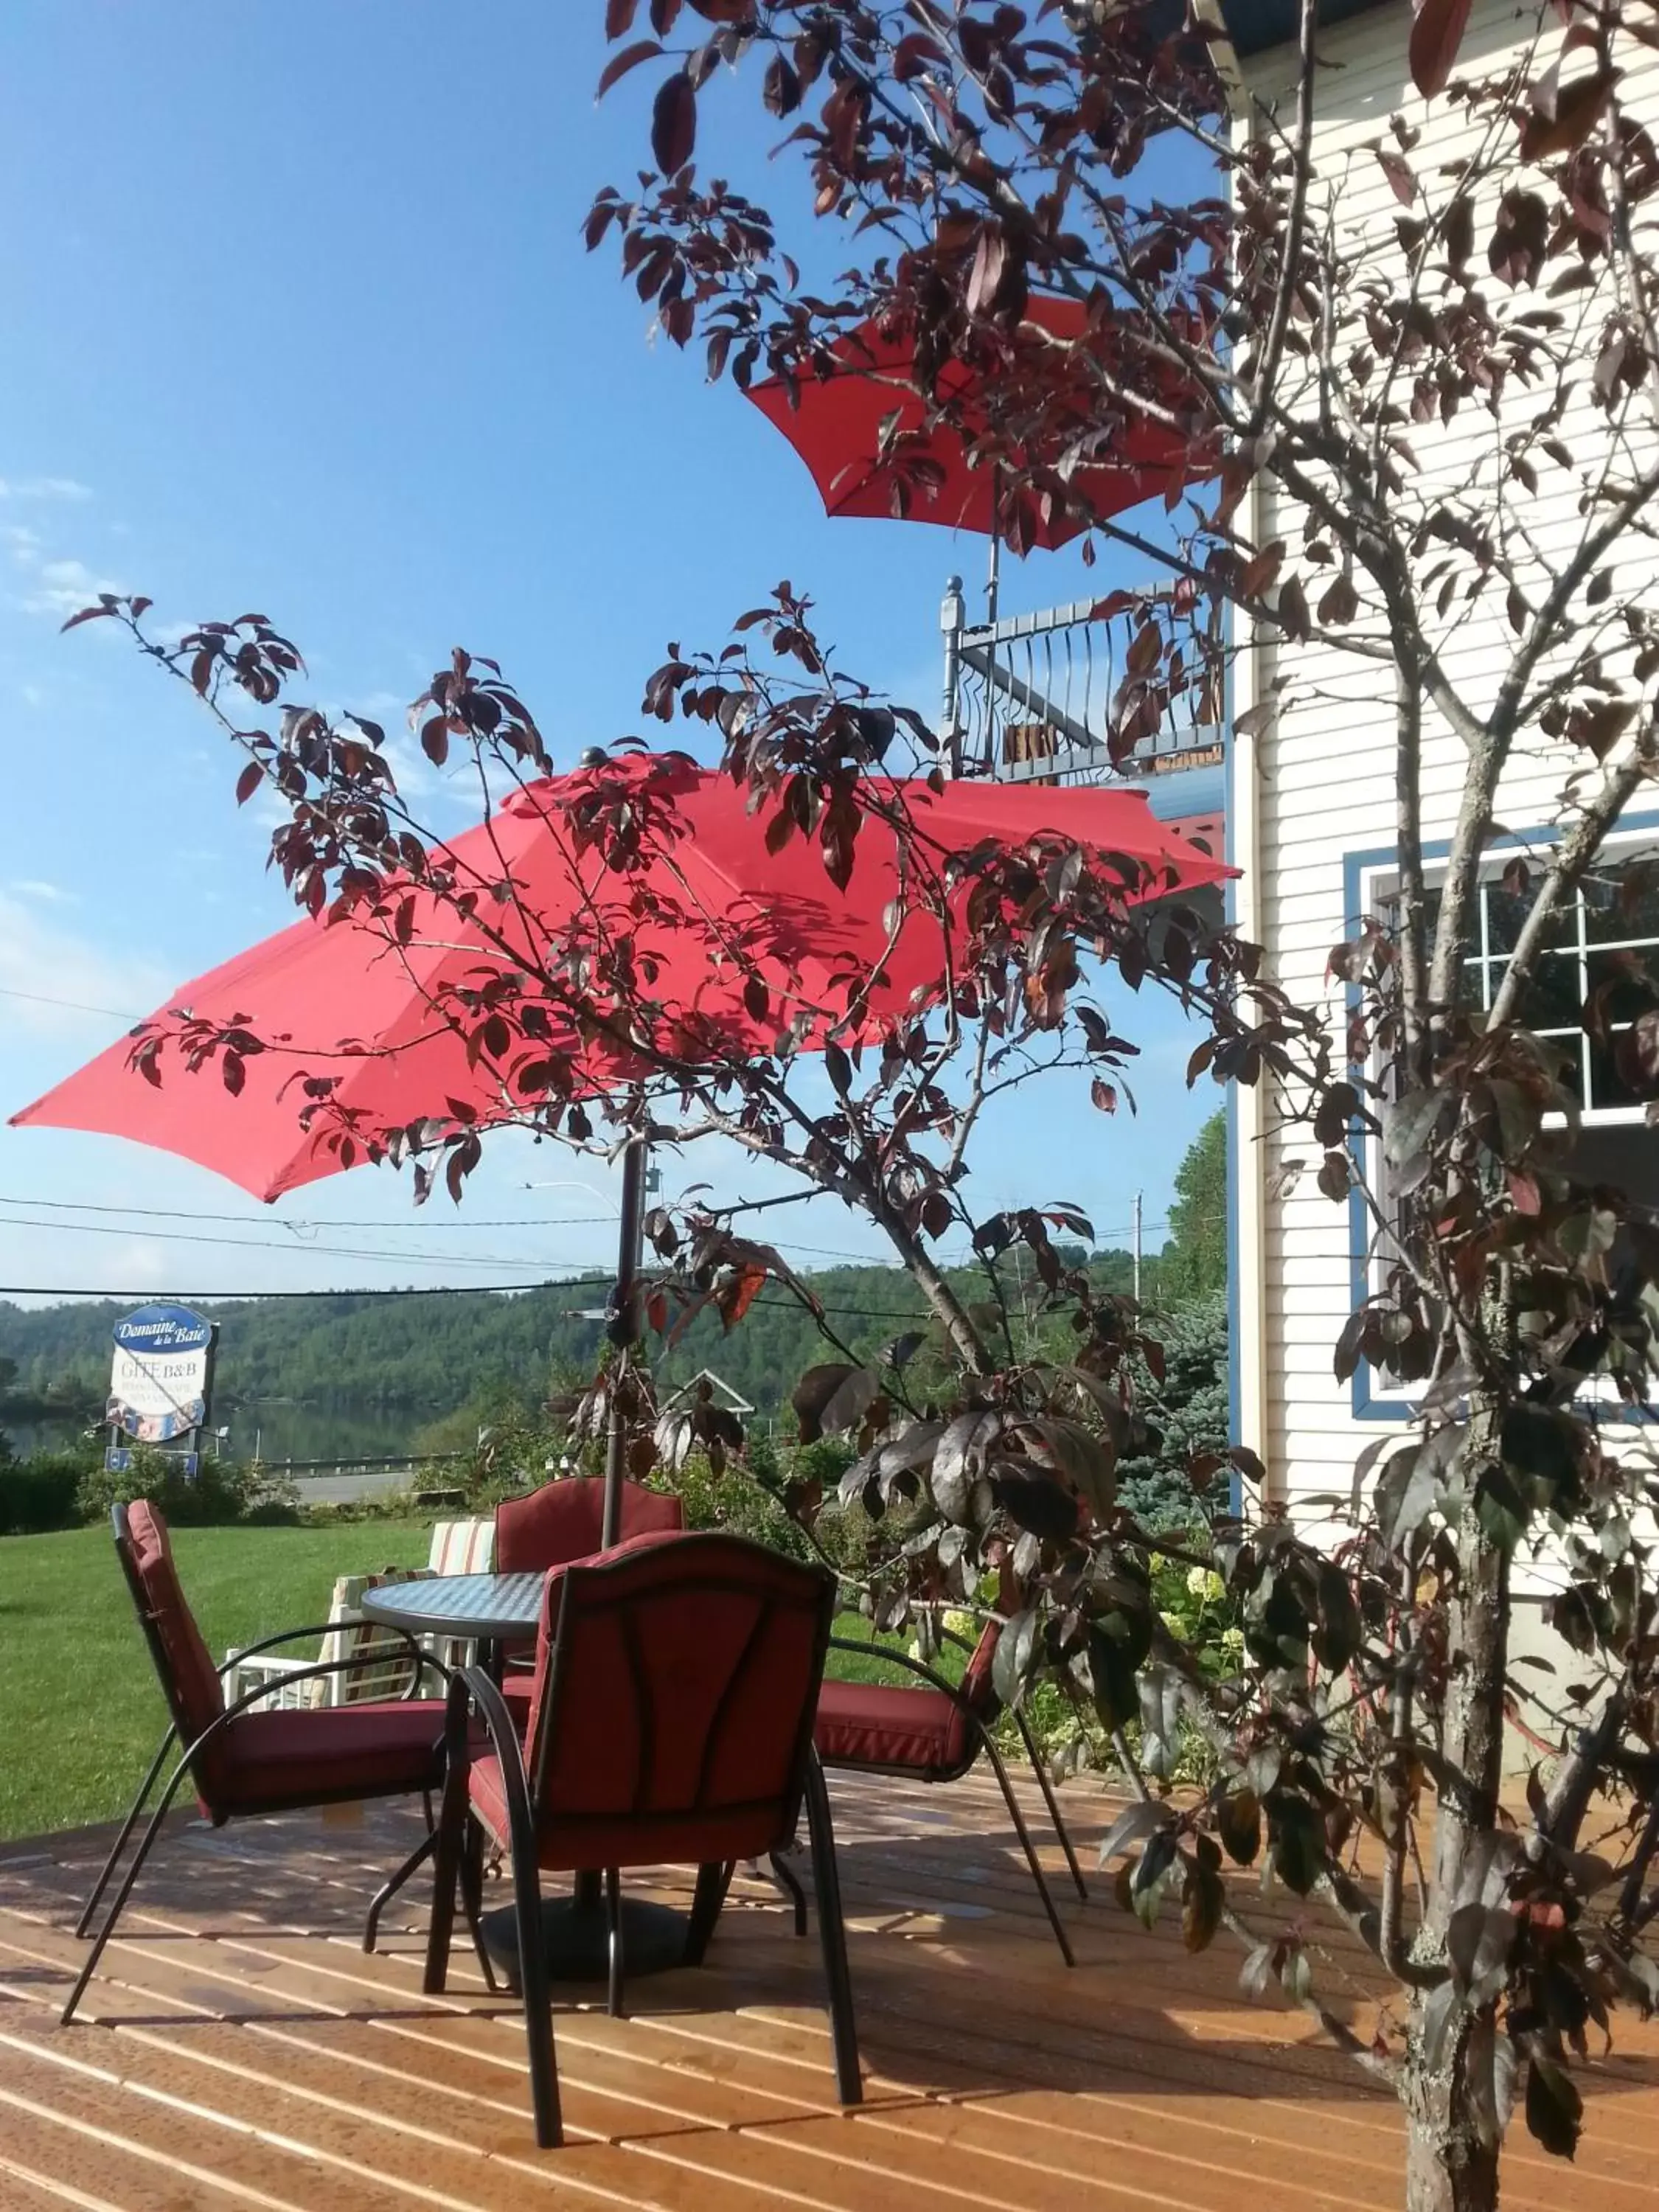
[601,1133,649,1550]
[984,525,1001,773]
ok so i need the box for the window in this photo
[1350,834,1659,1414]
[1436,863,1659,1113]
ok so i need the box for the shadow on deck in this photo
[0,1770,1654,2211]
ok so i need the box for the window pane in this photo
[1506,950,1582,1032]
[1583,859,1659,945]
[1587,1032,1649,1110]
[1486,877,1574,956]
[1584,947,1659,1029]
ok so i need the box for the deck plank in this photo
[2,1773,1656,2212]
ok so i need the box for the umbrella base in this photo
[479,1888,689,1991]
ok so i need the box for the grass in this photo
[0,1520,431,1842]
[0,1520,969,1843]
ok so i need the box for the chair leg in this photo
[1012,1711,1088,1902]
[364,1825,437,1954]
[683,1860,734,1966]
[62,1756,193,2025]
[979,1726,1076,1967]
[422,1788,465,1996]
[801,1754,862,2107]
[74,1728,175,1940]
[604,1867,625,2020]
[515,1848,561,2148]
[459,1813,498,1993]
[423,1704,471,1996]
[768,1848,809,1937]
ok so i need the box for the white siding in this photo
[1233,0,1659,1534]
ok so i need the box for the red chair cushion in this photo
[815,1620,1002,1778]
[125,1500,225,1739]
[495,1478,684,1576]
[123,1500,232,1804]
[499,1672,535,1733]
[814,1678,958,1773]
[216,1699,448,1815]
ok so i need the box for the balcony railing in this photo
[939,575,1227,786]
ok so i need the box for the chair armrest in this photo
[215,1622,349,1672]
[825,1633,982,1717]
[202,1646,456,1736]
[449,1666,539,1859]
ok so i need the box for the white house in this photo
[1214,0,1659,1673]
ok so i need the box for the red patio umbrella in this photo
[15,750,1228,1554]
[745,296,1201,555]
[15,754,1225,1203]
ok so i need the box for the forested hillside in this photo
[0,1253,1135,1425]
[1,1115,1225,1439]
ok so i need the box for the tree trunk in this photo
[1403,2066,1500,2212]
[1402,1422,1511,2212]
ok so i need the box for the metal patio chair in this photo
[425,1528,860,2148]
[64,1500,486,2025]
[807,1615,1088,1964]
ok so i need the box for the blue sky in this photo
[0,1,1219,1304]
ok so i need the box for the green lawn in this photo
[0,1520,431,1842]
[0,1520,956,1843]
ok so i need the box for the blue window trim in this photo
[1340,809,1659,1423]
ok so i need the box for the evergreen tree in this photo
[1156,1111,1227,1305]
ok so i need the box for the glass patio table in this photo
[361,1571,692,1985]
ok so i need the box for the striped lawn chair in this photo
[222,1565,434,1711]
[420,1517,496,1674]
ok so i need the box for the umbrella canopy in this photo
[745,296,1201,549]
[13,755,1229,1203]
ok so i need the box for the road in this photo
[288,1470,458,1507]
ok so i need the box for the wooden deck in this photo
[0,1771,1655,2212]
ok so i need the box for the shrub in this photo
[74,1444,298,1528]
[0,1442,97,1535]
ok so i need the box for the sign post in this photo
[105,1304,218,1478]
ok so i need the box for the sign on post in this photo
[106,1304,217,1450]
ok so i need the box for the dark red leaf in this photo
[598,39,664,97]
[234,762,262,806]
[1520,69,1616,161]
[893,32,949,81]
[651,70,697,174]
[763,52,801,114]
[1376,147,1416,206]
[1410,0,1473,99]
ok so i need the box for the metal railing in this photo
[939,575,1226,786]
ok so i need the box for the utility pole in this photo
[1132,1192,1142,1304]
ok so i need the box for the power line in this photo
[0,1194,619,1234]
[0,1190,1200,1251]
[0,1214,568,1270]
[0,983,143,1020]
[0,1191,966,1270]
[0,1272,933,1323]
